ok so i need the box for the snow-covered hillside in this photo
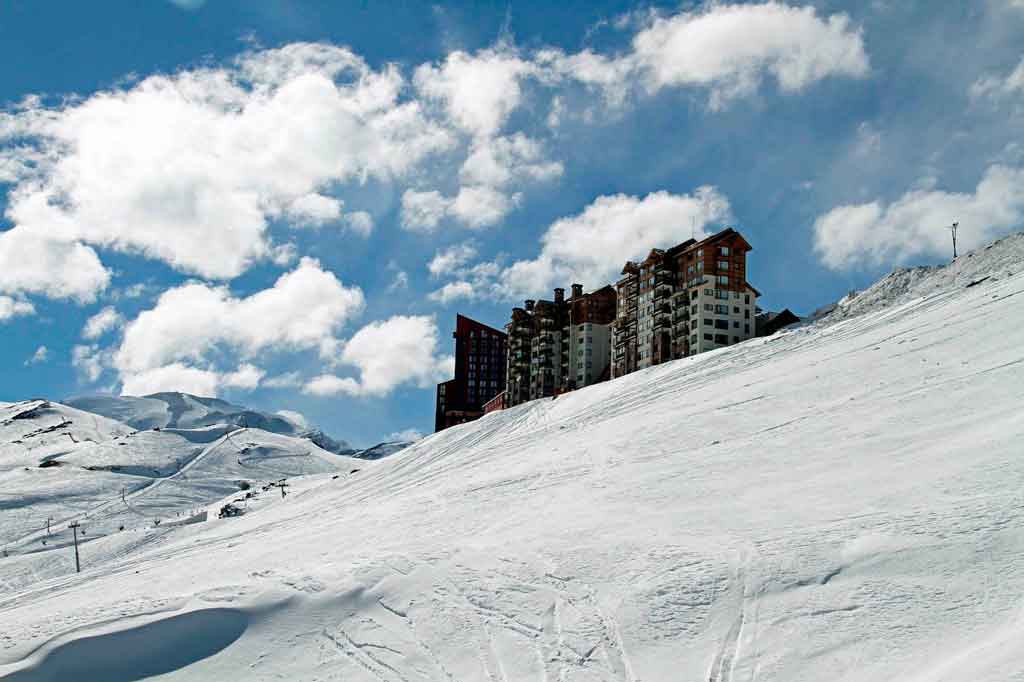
[67,391,354,455]
[1,235,1023,681]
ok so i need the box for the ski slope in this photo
[1,237,1023,681]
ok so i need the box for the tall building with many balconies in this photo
[503,284,616,407]
[613,228,758,378]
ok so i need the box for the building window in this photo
[715,304,728,314]
[745,324,750,334]
[715,319,729,330]
[744,309,750,319]
[733,336,740,343]
[715,333,729,344]
[704,303,714,311]
[718,260,729,270]
[733,321,740,328]
[704,318,713,326]
[745,294,751,304]
[733,306,740,314]
[717,275,729,286]
[720,246,730,256]
[704,333,713,341]
[691,334,697,344]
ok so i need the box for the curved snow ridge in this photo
[0,607,249,681]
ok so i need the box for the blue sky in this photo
[1,0,1023,446]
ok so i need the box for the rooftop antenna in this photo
[949,221,959,260]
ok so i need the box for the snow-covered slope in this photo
[65,391,353,454]
[1,236,1023,681]
[818,231,1023,324]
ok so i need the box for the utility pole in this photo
[950,221,959,260]
[46,517,53,535]
[279,479,289,499]
[121,487,126,504]
[68,521,81,573]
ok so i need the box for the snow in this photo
[1,235,1024,680]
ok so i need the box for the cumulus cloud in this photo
[303,315,453,397]
[813,165,1024,269]
[459,134,563,187]
[115,257,364,391]
[0,227,109,302]
[285,193,344,227]
[264,372,304,389]
[0,295,35,322]
[82,306,125,340]
[428,281,476,304]
[428,242,478,277]
[414,48,537,139]
[25,346,48,366]
[491,188,732,298]
[0,43,453,301]
[121,363,223,397]
[629,2,868,108]
[401,185,520,231]
[344,211,374,237]
[72,344,110,383]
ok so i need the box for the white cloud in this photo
[0,227,109,302]
[72,344,109,382]
[222,363,265,389]
[428,242,478,277]
[121,363,222,397]
[629,2,869,108]
[386,428,424,443]
[401,185,519,231]
[344,211,374,237]
[82,306,124,340]
[115,257,364,383]
[428,281,476,304]
[0,295,35,322]
[285,193,344,227]
[25,346,48,366]
[264,371,304,389]
[276,409,309,429]
[303,315,453,397]
[449,185,520,228]
[0,43,453,300]
[400,189,451,231]
[493,188,732,298]
[971,57,1024,101]
[414,48,537,138]
[303,374,361,397]
[459,134,563,187]
[813,165,1024,269]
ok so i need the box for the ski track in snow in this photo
[1,237,1024,680]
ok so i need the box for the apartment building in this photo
[504,284,616,407]
[612,228,758,378]
[434,315,507,432]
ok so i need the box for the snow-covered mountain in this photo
[1,234,1023,681]
[353,440,414,460]
[66,391,354,454]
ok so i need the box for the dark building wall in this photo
[434,315,508,432]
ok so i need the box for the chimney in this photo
[571,283,583,298]
[553,287,565,303]
[525,299,535,311]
